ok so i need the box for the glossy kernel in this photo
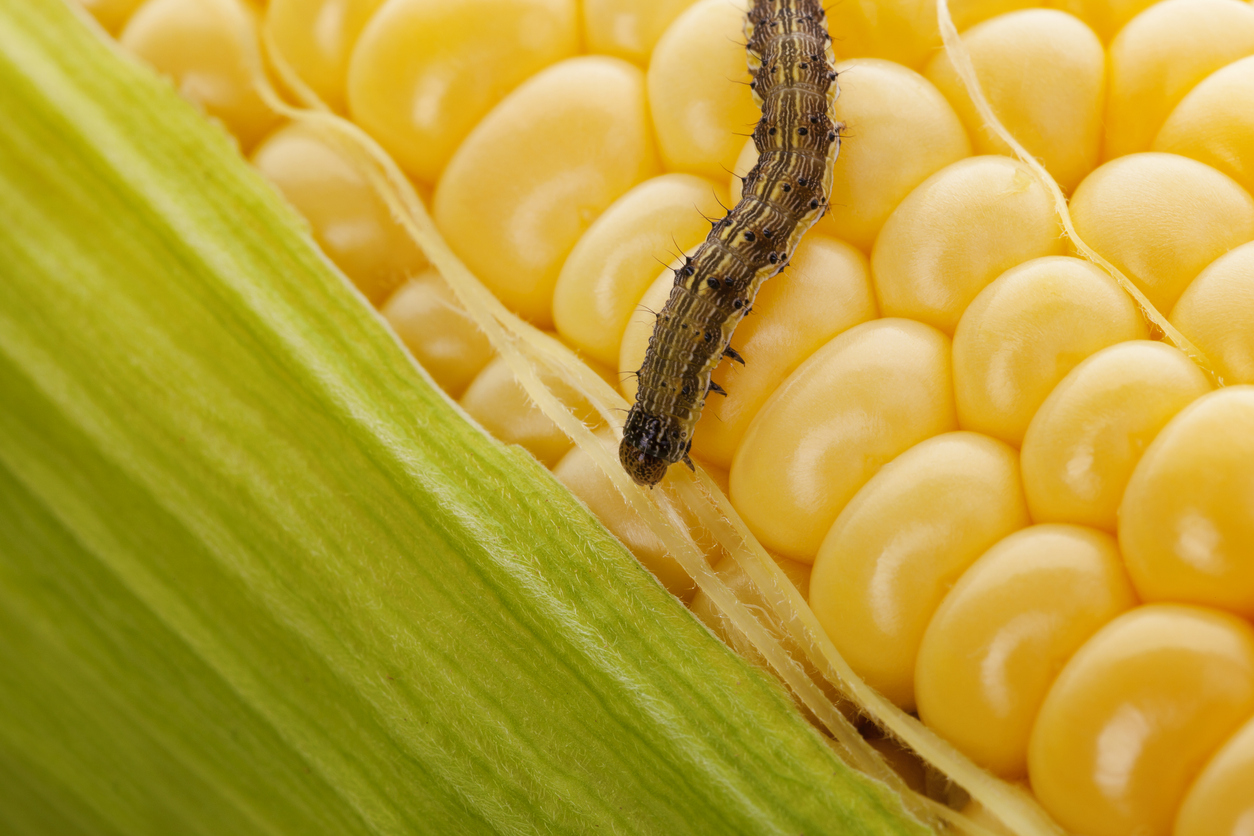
[925,10,1104,193]
[1028,604,1254,836]
[872,156,1065,336]
[915,524,1137,777]
[582,0,699,65]
[809,431,1029,709]
[251,121,428,305]
[434,56,657,328]
[1174,713,1254,836]
[1021,340,1212,532]
[952,256,1148,448]
[264,0,385,112]
[346,0,579,184]
[1070,152,1254,313]
[1170,240,1254,385]
[551,173,727,367]
[1119,386,1254,620]
[731,319,957,562]
[1048,0,1158,43]
[1155,56,1254,198]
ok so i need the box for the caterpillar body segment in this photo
[620,0,841,486]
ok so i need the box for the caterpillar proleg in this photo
[619,0,841,486]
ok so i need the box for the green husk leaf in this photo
[0,1,932,834]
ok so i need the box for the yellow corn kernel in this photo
[1119,386,1254,620]
[75,0,147,35]
[925,10,1103,193]
[914,524,1137,778]
[1102,0,1254,161]
[346,0,579,184]
[380,272,494,399]
[730,319,957,562]
[872,156,1066,336]
[582,0,698,65]
[809,431,1028,709]
[1174,713,1254,836]
[1155,56,1254,197]
[1069,152,1254,313]
[459,354,598,469]
[251,121,427,305]
[434,56,657,328]
[263,0,384,112]
[646,0,756,179]
[952,256,1148,448]
[1028,604,1254,836]
[1048,0,1157,42]
[551,173,727,367]
[693,234,878,469]
[120,0,279,149]
[554,433,699,600]
[1021,340,1212,532]
[821,58,971,251]
[824,0,1037,70]
[1171,240,1254,385]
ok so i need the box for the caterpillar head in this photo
[619,439,668,487]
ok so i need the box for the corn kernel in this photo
[120,0,279,149]
[1171,241,1254,386]
[1102,0,1254,161]
[914,524,1136,777]
[809,431,1028,709]
[346,0,579,184]
[1155,56,1254,197]
[1021,340,1212,532]
[251,121,427,305]
[925,10,1104,193]
[1028,604,1254,836]
[872,156,1066,336]
[731,319,957,562]
[646,0,756,179]
[380,272,495,399]
[1174,713,1254,836]
[952,256,1148,447]
[263,0,384,112]
[1119,386,1254,619]
[1048,0,1157,42]
[551,173,727,367]
[582,0,699,65]
[434,56,657,328]
[1070,152,1254,313]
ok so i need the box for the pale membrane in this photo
[1069,152,1254,313]
[823,0,1038,70]
[76,0,147,34]
[582,0,699,65]
[1155,57,1254,197]
[809,431,1028,709]
[693,234,878,469]
[647,0,757,179]
[1028,604,1254,836]
[925,10,1104,193]
[380,272,495,399]
[251,121,427,305]
[731,319,957,562]
[552,174,727,367]
[346,0,579,184]
[1048,0,1158,42]
[434,57,657,328]
[264,0,384,112]
[554,432,700,600]
[1119,386,1254,620]
[1021,341,1212,532]
[871,156,1066,336]
[1174,713,1254,836]
[120,0,280,149]
[1102,0,1254,161]
[952,256,1148,448]
[914,524,1137,778]
[459,353,602,469]
[819,58,970,252]
[1171,240,1254,387]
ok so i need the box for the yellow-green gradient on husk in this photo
[0,2,931,834]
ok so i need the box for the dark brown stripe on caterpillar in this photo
[619,0,841,486]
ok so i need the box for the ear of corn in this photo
[0,1,933,833]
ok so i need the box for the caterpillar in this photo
[619,0,841,486]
